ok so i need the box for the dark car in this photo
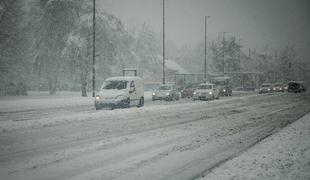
[212,77,232,96]
[181,86,196,98]
[287,81,307,93]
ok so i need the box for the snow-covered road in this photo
[0,92,309,180]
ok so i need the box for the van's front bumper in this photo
[95,99,128,109]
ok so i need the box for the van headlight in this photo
[152,92,156,96]
[95,95,100,100]
[209,91,213,95]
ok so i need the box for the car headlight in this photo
[268,88,271,91]
[166,92,170,96]
[209,91,213,94]
[223,89,226,92]
[152,92,156,96]
[273,88,276,90]
[193,92,197,95]
[280,88,282,90]
[95,95,100,100]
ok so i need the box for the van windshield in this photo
[103,81,128,90]
[198,85,212,89]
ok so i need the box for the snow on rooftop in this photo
[156,55,189,74]
[106,76,143,81]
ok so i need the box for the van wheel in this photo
[125,98,130,108]
[137,97,144,108]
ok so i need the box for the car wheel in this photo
[137,97,144,108]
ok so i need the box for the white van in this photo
[95,76,144,110]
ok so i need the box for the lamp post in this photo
[92,0,96,97]
[222,32,228,76]
[162,0,166,84]
[204,16,210,82]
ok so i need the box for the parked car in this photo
[287,81,307,93]
[273,83,285,92]
[193,83,220,100]
[95,76,144,110]
[259,83,274,93]
[152,84,180,101]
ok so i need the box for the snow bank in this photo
[200,113,310,180]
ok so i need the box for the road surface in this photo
[0,91,309,180]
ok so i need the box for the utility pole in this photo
[222,32,227,76]
[162,0,166,84]
[238,38,241,73]
[92,0,96,97]
[204,16,210,82]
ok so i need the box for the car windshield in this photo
[214,81,226,86]
[275,84,283,86]
[198,85,212,89]
[103,80,128,90]
[261,84,271,87]
[159,85,172,90]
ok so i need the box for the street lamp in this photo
[204,16,211,82]
[222,32,228,76]
[162,0,166,84]
[92,0,96,97]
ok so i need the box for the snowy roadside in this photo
[199,112,310,180]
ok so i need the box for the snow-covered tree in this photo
[0,0,30,95]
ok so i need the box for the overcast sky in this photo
[98,0,310,60]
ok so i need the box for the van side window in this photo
[130,81,135,88]
[130,81,135,92]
